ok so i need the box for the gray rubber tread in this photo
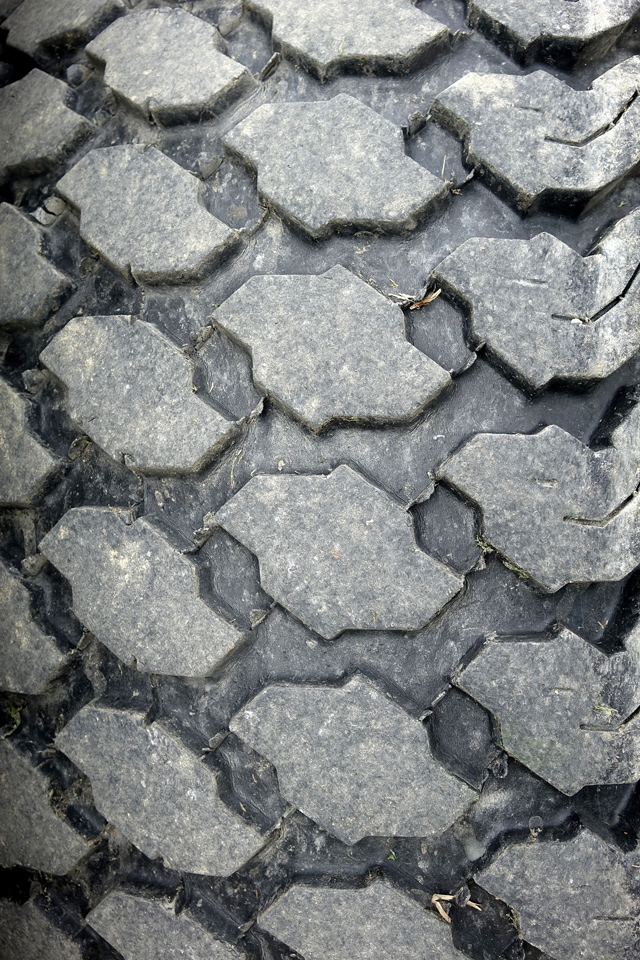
[0,4,639,960]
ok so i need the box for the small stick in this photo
[431,892,482,922]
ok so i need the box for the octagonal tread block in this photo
[0,69,91,180]
[434,208,640,388]
[87,891,244,960]
[246,0,450,79]
[86,8,255,125]
[40,508,244,676]
[56,145,238,283]
[432,57,640,212]
[214,265,450,430]
[478,831,640,960]
[0,739,89,874]
[56,705,267,875]
[41,314,237,473]
[0,378,58,507]
[223,94,446,239]
[215,464,463,639]
[0,203,71,329]
[0,901,83,960]
[4,0,126,58]
[457,626,640,795]
[467,0,640,65]
[0,561,66,695]
[439,403,640,591]
[259,881,466,960]
[231,675,477,844]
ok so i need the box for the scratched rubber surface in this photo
[1,2,640,959]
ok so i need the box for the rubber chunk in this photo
[56,705,267,875]
[216,464,463,638]
[86,8,254,124]
[246,0,450,79]
[214,265,450,430]
[224,94,446,238]
[478,830,640,960]
[41,314,236,473]
[56,145,238,282]
[40,508,244,676]
[432,57,640,212]
[231,675,476,843]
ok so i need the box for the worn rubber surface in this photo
[1,1,640,959]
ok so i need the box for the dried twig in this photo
[410,288,441,310]
[431,892,482,923]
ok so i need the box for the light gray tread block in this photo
[0,739,89,874]
[467,0,640,65]
[457,625,640,794]
[0,561,66,694]
[439,403,640,591]
[246,0,450,79]
[4,0,126,57]
[0,900,83,960]
[478,831,640,960]
[434,208,640,388]
[432,57,640,212]
[0,377,58,507]
[86,8,255,124]
[223,94,446,238]
[87,891,245,960]
[41,314,237,473]
[260,881,466,960]
[0,69,91,180]
[213,265,450,430]
[56,145,238,283]
[40,508,244,677]
[56,705,267,875]
[231,675,476,844]
[0,203,71,329]
[215,464,463,638]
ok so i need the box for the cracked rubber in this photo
[1,2,640,960]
